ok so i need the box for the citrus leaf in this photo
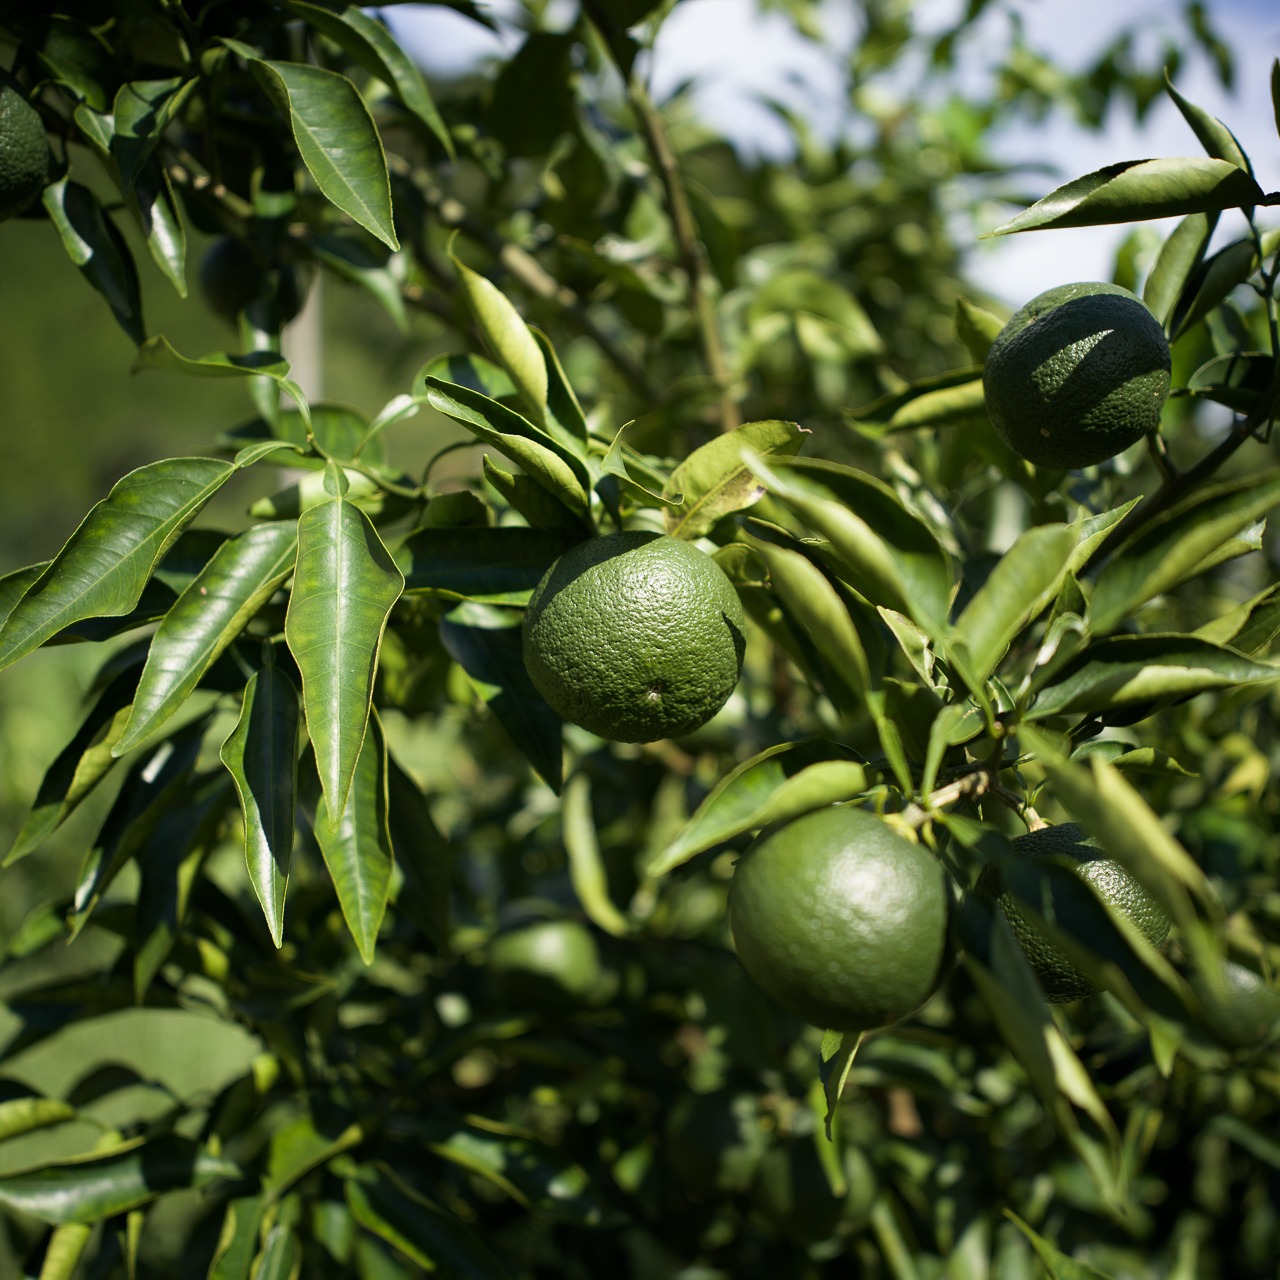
[848,372,987,435]
[1169,235,1261,340]
[345,1165,512,1278]
[0,457,235,674]
[1195,581,1280,652]
[955,298,1005,363]
[207,1197,267,1280]
[438,601,563,794]
[262,1113,364,1198]
[416,352,515,401]
[111,76,194,193]
[563,772,629,937]
[385,752,451,952]
[221,661,301,949]
[115,523,297,755]
[0,1097,76,1143]
[310,234,408,332]
[1185,351,1275,414]
[237,52,398,249]
[284,2,453,156]
[5,671,136,865]
[1165,75,1252,173]
[951,524,1078,687]
[0,1136,239,1225]
[600,425,682,509]
[128,161,187,297]
[1090,470,1280,634]
[531,328,590,448]
[663,420,809,539]
[42,177,143,344]
[481,455,590,534]
[36,1222,92,1280]
[989,158,1266,235]
[284,472,403,828]
[1029,634,1280,718]
[1142,212,1218,327]
[397,527,581,602]
[1004,1210,1119,1280]
[251,1225,302,1280]
[649,741,865,876]
[453,255,551,431]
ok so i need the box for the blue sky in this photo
[383,0,1280,303]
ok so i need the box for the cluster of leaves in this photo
[2,1,1280,1277]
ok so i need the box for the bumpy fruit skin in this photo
[522,531,745,743]
[728,806,952,1032]
[0,84,50,222]
[982,282,1171,469]
[979,822,1172,1003]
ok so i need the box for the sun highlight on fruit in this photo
[728,806,952,1032]
[522,531,745,743]
[982,281,1171,469]
[979,822,1172,1002]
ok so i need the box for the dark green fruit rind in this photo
[1191,959,1280,1049]
[979,822,1172,1003]
[522,531,745,743]
[729,807,951,1032]
[983,282,1171,469]
[0,85,50,222]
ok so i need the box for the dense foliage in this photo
[1,2,1279,1277]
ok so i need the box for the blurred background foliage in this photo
[1,1,1278,1277]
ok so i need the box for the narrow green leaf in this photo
[1196,582,1280,652]
[263,1113,364,1199]
[1142,212,1218,327]
[0,1136,239,1226]
[116,523,298,754]
[531,328,590,447]
[1186,351,1275,414]
[128,162,187,297]
[208,1197,267,1280]
[955,298,1005,362]
[600,425,682,510]
[1165,75,1252,172]
[563,773,629,937]
[302,722,394,966]
[416,352,515,401]
[951,524,1078,686]
[247,58,398,249]
[37,1222,92,1280]
[112,77,194,193]
[482,455,589,533]
[285,2,454,156]
[1169,235,1261,339]
[221,662,301,948]
[345,1165,511,1278]
[6,672,135,865]
[385,753,452,952]
[1004,1211,1118,1280]
[311,235,407,332]
[285,483,403,827]
[0,457,235,674]
[650,741,865,876]
[663,420,808,538]
[850,374,988,435]
[990,157,1267,235]
[1031,634,1280,717]
[251,1225,302,1280]
[0,1098,76,1143]
[397,527,581,601]
[438,602,563,793]
[42,177,144,344]
[453,256,550,426]
[1090,471,1280,634]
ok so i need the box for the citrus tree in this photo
[1,1,1279,1277]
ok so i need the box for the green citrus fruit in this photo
[199,237,306,326]
[0,82,50,222]
[979,822,1172,1003]
[521,531,745,743]
[728,806,952,1032]
[488,918,616,1012]
[982,281,1171,468]
[1190,958,1280,1049]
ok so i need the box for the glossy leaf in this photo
[1169,235,1260,339]
[285,476,403,827]
[955,298,1005,362]
[1143,212,1217,326]
[600,425,682,510]
[663,420,808,539]
[848,372,988,435]
[1165,76,1252,172]
[951,523,1078,686]
[989,158,1266,235]
[563,773,629,936]
[1090,471,1280,634]
[1030,634,1280,717]
[454,256,550,429]
[1186,351,1275,413]
[482,455,588,534]
[0,1136,238,1226]
[238,52,398,250]
[650,741,865,876]
[37,1222,92,1280]
[116,523,298,754]
[0,1097,76,1143]
[6,671,135,865]
[0,458,235,674]
[397,527,580,602]
[345,1165,511,1278]
[112,77,193,193]
[42,177,143,344]
[208,1197,267,1280]
[126,161,187,296]
[221,661,302,948]
[416,353,515,401]
[251,1225,302,1280]
[531,328,590,447]
[439,602,563,793]
[301,721,394,965]
[285,2,453,156]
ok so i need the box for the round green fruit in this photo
[728,806,952,1032]
[982,281,1171,468]
[521,531,745,743]
[1190,958,1280,1049]
[488,918,616,1012]
[0,82,50,222]
[199,237,306,327]
[979,822,1172,1003]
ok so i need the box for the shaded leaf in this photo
[128,162,187,297]
[262,1112,364,1198]
[385,753,451,952]
[1143,212,1218,327]
[989,158,1266,235]
[397,527,581,602]
[208,1197,268,1280]
[251,1225,302,1280]
[955,298,1005,362]
[285,474,403,826]
[663,420,808,539]
[1169,235,1261,340]
[1004,1210,1118,1280]
[650,741,865,876]
[221,661,301,948]
[112,77,193,193]
[0,458,235,674]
